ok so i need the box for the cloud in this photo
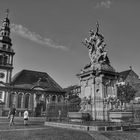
[95,0,112,8]
[11,23,68,51]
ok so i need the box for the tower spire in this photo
[0,9,11,44]
[5,8,9,18]
[0,10,15,84]
[96,21,99,34]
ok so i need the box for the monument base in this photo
[68,112,90,122]
[77,63,118,121]
[109,111,133,122]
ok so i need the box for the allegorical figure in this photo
[83,22,110,67]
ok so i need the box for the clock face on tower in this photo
[0,70,7,83]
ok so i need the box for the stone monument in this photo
[77,22,118,121]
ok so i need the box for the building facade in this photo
[118,67,140,98]
[0,12,65,116]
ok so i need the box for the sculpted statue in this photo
[83,22,110,66]
[79,96,91,112]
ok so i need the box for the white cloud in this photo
[11,23,68,51]
[95,0,112,8]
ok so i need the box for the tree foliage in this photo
[117,84,136,103]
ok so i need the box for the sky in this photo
[0,0,140,88]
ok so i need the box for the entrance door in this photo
[35,101,45,116]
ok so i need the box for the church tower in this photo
[0,10,15,84]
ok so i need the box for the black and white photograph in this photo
[0,0,140,139]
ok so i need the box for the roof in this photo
[64,85,80,91]
[119,70,131,80]
[11,69,63,92]
[119,69,139,81]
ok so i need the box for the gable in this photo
[11,69,63,92]
[125,71,139,84]
[119,69,139,83]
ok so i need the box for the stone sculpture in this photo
[83,22,110,68]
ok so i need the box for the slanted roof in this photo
[119,70,131,80]
[11,69,63,92]
[64,85,80,91]
[119,69,139,81]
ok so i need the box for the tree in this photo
[117,83,136,104]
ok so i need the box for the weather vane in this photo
[5,8,9,18]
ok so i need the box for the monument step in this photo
[44,121,140,132]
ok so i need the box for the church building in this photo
[0,12,65,116]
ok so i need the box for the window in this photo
[3,44,6,50]
[25,94,30,108]
[18,93,23,108]
[0,54,3,64]
[3,54,8,65]
[9,93,15,107]
[0,91,3,99]
[8,45,11,50]
[52,95,56,102]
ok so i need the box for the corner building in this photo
[0,13,65,116]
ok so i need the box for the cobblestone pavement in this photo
[88,132,110,140]
[1,117,140,140]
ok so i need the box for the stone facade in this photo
[119,68,140,97]
[0,70,65,116]
[77,66,118,120]
[64,85,81,100]
[0,12,65,116]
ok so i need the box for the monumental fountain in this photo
[45,23,135,131]
[75,22,119,121]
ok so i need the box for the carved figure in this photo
[83,22,110,66]
[80,96,91,112]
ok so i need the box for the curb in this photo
[44,121,140,132]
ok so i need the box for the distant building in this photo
[118,67,140,97]
[0,12,65,116]
[64,85,81,101]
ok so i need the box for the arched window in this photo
[9,93,16,107]
[3,54,8,65]
[0,54,3,64]
[17,93,23,108]
[58,96,61,102]
[25,94,30,108]
[52,95,56,102]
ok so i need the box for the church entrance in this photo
[34,93,46,117]
[35,100,45,116]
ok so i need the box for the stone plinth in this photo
[68,112,90,122]
[77,63,118,121]
[109,111,133,122]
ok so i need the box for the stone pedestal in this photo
[68,112,90,122]
[109,111,133,122]
[77,63,118,121]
